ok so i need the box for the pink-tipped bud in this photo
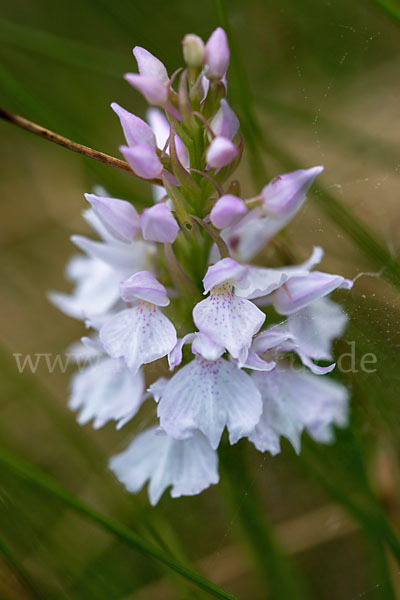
[125,74,168,106]
[261,166,324,219]
[120,145,163,179]
[85,194,140,242]
[182,34,205,68]
[111,103,156,148]
[206,136,238,169]
[211,99,239,140]
[209,194,247,229]
[121,270,169,306]
[140,203,180,243]
[203,27,230,81]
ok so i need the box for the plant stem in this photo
[0,107,162,185]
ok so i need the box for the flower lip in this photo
[120,270,169,306]
[203,257,249,294]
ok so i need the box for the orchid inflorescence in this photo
[50,28,353,505]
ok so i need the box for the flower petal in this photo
[206,136,238,169]
[248,365,349,454]
[203,27,230,81]
[100,304,177,373]
[203,257,248,293]
[273,271,353,315]
[111,103,156,148]
[287,298,349,361]
[109,427,219,505]
[236,246,323,300]
[120,144,163,179]
[120,271,169,306]
[157,356,262,449]
[209,194,247,229]
[211,99,239,140]
[133,47,169,83]
[261,166,324,218]
[85,193,140,243]
[69,357,145,429]
[125,74,168,106]
[140,203,180,243]
[193,291,265,360]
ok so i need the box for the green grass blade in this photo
[0,449,238,600]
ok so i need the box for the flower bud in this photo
[203,27,230,81]
[206,136,238,169]
[211,99,239,140]
[120,144,163,179]
[140,203,180,243]
[182,34,205,68]
[85,193,140,242]
[209,194,247,229]
[261,166,324,219]
[133,47,169,83]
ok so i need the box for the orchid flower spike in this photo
[51,28,354,505]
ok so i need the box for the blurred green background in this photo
[1,0,400,598]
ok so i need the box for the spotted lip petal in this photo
[193,289,265,360]
[100,304,177,373]
[109,426,219,505]
[157,356,263,449]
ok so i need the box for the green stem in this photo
[220,443,310,599]
[0,449,238,600]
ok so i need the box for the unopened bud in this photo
[182,34,205,68]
